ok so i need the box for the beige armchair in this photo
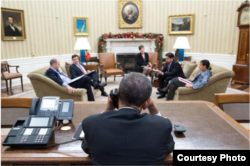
[27,61,97,101]
[98,53,125,83]
[173,60,235,103]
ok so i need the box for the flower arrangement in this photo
[85,50,91,61]
[98,32,164,53]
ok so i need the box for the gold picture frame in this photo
[1,8,26,41]
[119,0,142,28]
[168,14,195,35]
[73,17,89,36]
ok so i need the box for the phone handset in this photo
[29,97,40,115]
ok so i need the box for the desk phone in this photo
[30,96,74,120]
[2,116,56,148]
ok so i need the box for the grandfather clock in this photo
[232,0,250,85]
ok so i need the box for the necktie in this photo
[57,70,63,75]
[168,63,171,72]
[77,64,86,74]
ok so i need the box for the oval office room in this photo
[1,0,250,165]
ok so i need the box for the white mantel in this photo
[105,38,156,58]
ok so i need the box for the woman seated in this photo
[160,60,212,100]
[134,45,152,76]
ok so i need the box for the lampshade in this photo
[173,37,190,49]
[74,37,91,50]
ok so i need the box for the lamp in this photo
[173,37,190,62]
[74,37,91,63]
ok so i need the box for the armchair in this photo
[98,53,125,83]
[148,52,158,84]
[1,61,23,94]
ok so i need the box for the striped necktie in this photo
[77,64,86,74]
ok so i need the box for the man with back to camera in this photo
[45,59,105,101]
[70,54,108,97]
[157,52,186,99]
[81,73,175,165]
[4,16,22,36]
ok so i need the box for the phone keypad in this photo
[20,136,28,143]
[34,135,45,143]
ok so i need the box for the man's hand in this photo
[66,85,74,94]
[105,95,116,111]
[157,71,164,75]
[185,84,193,88]
[148,62,152,68]
[87,70,90,73]
[143,98,159,115]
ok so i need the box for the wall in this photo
[1,0,242,60]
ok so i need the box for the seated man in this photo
[45,59,104,101]
[157,52,186,99]
[81,73,175,165]
[70,54,108,97]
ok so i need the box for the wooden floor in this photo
[1,83,33,97]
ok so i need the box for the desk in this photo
[1,101,249,165]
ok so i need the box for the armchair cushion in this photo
[65,62,72,78]
[188,66,200,81]
[105,68,124,75]
[182,61,197,78]
[1,73,22,79]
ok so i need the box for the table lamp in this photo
[173,37,190,62]
[74,37,91,63]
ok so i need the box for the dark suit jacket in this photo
[45,68,64,86]
[161,59,186,78]
[70,63,87,79]
[134,52,149,72]
[4,25,22,36]
[82,108,175,165]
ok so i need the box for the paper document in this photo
[86,70,95,75]
[178,77,192,85]
[69,75,84,84]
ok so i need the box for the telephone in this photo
[2,115,56,148]
[30,96,74,120]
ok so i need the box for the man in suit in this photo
[45,59,105,101]
[70,54,108,97]
[4,16,22,36]
[157,52,186,99]
[81,73,175,165]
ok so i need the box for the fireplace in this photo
[116,53,137,73]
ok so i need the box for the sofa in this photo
[27,61,97,101]
[173,60,235,103]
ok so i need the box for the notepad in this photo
[85,70,95,75]
[69,75,84,84]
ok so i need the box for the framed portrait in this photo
[73,17,89,36]
[1,8,26,41]
[168,14,195,35]
[119,0,142,28]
